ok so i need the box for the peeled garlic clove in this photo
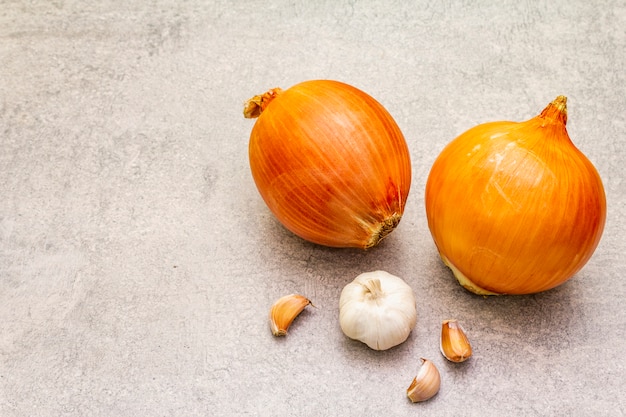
[269,294,312,336]
[440,319,472,362]
[407,358,441,403]
[339,271,417,350]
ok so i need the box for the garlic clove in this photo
[440,319,472,362]
[269,294,312,336]
[407,358,441,403]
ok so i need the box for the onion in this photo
[425,96,606,295]
[244,80,411,249]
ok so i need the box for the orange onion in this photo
[244,80,411,249]
[425,96,606,295]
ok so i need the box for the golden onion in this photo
[244,80,411,249]
[425,96,606,295]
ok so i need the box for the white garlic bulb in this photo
[339,270,417,350]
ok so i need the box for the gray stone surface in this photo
[1,1,625,416]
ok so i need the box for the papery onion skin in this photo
[245,80,411,249]
[425,96,606,295]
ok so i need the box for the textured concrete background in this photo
[1,1,625,416]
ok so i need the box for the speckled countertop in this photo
[1,1,625,416]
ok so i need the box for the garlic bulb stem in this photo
[363,279,384,299]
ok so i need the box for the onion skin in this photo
[245,80,411,249]
[425,96,606,295]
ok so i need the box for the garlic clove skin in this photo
[440,319,472,362]
[407,358,441,403]
[339,271,417,350]
[269,294,312,336]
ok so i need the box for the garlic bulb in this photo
[339,271,417,350]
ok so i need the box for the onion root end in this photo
[365,213,402,249]
[440,254,500,296]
